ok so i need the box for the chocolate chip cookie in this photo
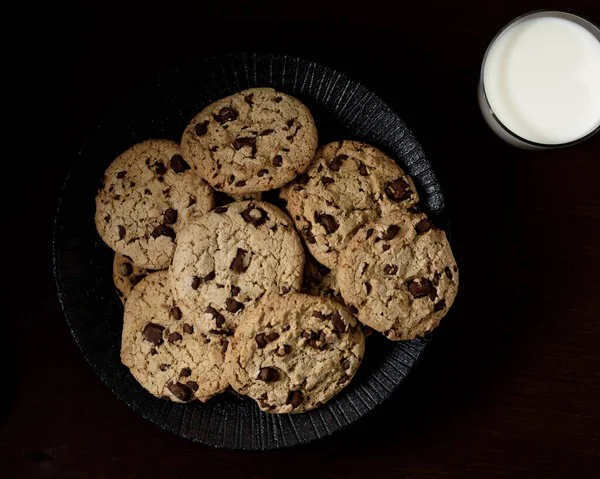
[121,271,229,403]
[113,253,153,304]
[281,140,419,269]
[337,211,458,340]
[225,293,364,413]
[181,88,318,195]
[95,139,215,270]
[169,201,305,334]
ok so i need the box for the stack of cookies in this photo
[95,87,458,413]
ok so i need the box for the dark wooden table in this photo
[4,2,600,477]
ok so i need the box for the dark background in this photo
[4,1,600,477]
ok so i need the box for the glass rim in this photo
[480,10,600,148]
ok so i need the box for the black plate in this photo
[53,53,446,449]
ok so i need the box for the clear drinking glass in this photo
[478,11,600,150]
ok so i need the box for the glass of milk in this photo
[478,11,600,149]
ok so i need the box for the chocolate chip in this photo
[169,155,189,174]
[281,285,291,295]
[228,175,235,185]
[385,178,411,201]
[119,262,133,276]
[286,390,304,407]
[415,218,433,234]
[204,270,216,282]
[258,367,279,382]
[167,381,192,401]
[444,267,453,280]
[162,188,171,197]
[206,306,226,327]
[313,311,327,320]
[208,329,233,336]
[230,248,249,273]
[381,224,400,241]
[195,121,209,136]
[150,347,158,355]
[235,180,247,187]
[104,214,111,223]
[322,177,334,186]
[213,106,238,123]
[225,297,244,313]
[348,305,358,315]
[407,278,433,298]
[159,364,169,371]
[130,274,146,286]
[268,332,279,342]
[408,204,421,214]
[154,161,167,175]
[259,129,274,136]
[331,312,346,333]
[303,223,316,244]
[186,381,199,392]
[276,344,292,356]
[315,213,339,234]
[434,299,446,312]
[382,244,391,252]
[166,307,181,321]
[301,330,316,340]
[183,323,194,334]
[365,280,372,294]
[191,276,201,290]
[365,228,374,239]
[168,332,182,343]
[180,367,191,377]
[274,96,283,103]
[255,333,268,348]
[150,224,175,241]
[116,171,127,179]
[142,323,165,346]
[329,154,347,171]
[117,225,126,239]
[240,204,268,227]
[429,288,438,301]
[163,208,178,225]
[244,93,254,105]
[221,340,229,354]
[358,162,369,176]
[231,285,240,296]
[272,155,283,167]
[233,136,256,151]
[338,374,349,385]
[384,264,398,275]
[214,206,228,213]
[257,169,269,177]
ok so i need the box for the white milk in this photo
[482,16,600,145]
